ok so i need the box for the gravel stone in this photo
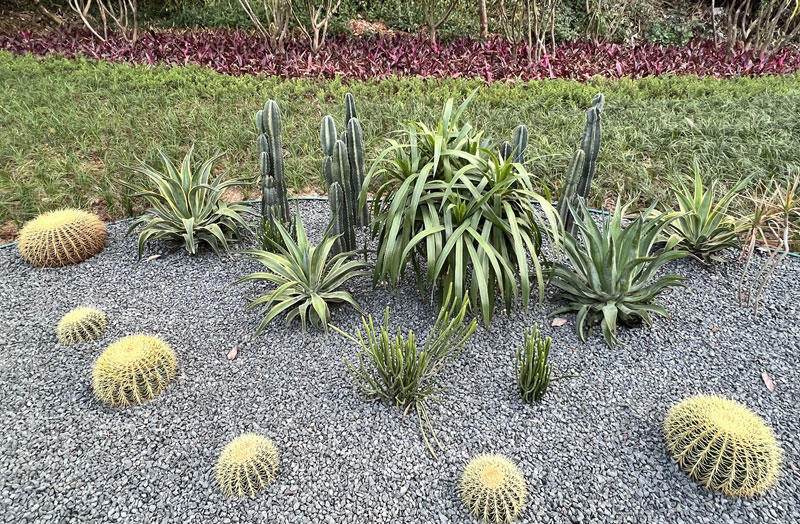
[0,200,798,523]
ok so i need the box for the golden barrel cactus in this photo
[18,208,106,267]
[664,394,781,497]
[460,454,527,523]
[216,433,279,497]
[92,335,178,406]
[57,307,107,344]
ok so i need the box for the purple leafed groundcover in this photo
[2,28,800,81]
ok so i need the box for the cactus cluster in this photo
[460,454,527,523]
[557,93,604,235]
[320,93,368,254]
[499,124,529,164]
[256,99,293,249]
[18,208,106,267]
[57,307,107,345]
[215,433,279,497]
[92,335,178,407]
[664,394,781,497]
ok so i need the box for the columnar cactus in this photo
[331,140,356,251]
[256,99,290,224]
[664,394,781,497]
[328,182,353,255]
[216,433,279,497]
[460,454,527,523]
[320,93,369,238]
[57,307,107,344]
[557,93,604,235]
[18,208,106,267]
[92,335,178,406]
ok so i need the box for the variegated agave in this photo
[550,200,687,347]
[237,209,369,334]
[125,147,252,257]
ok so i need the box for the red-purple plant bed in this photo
[3,28,800,81]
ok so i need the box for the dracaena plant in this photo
[334,288,477,458]
[665,168,748,263]
[366,91,560,325]
[237,208,369,334]
[125,146,252,257]
[550,200,687,348]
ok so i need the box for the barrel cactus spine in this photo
[57,306,107,344]
[557,93,604,235]
[18,208,106,268]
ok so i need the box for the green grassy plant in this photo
[335,289,477,457]
[3,52,800,231]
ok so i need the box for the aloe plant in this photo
[550,200,687,347]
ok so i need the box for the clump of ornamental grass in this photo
[515,324,575,403]
[334,288,477,458]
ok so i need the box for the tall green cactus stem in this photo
[332,140,356,250]
[500,141,513,162]
[328,182,353,255]
[557,93,604,236]
[345,92,357,125]
[320,115,337,157]
[346,118,368,227]
[557,150,586,236]
[260,151,282,222]
[576,94,604,199]
[512,124,529,164]
[256,99,289,223]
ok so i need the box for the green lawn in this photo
[2,51,800,228]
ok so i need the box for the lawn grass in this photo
[2,50,800,229]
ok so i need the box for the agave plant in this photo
[550,200,687,347]
[335,288,477,458]
[665,168,748,263]
[237,208,369,334]
[125,147,252,257]
[366,91,560,325]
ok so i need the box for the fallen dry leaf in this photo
[144,254,161,263]
[227,345,239,360]
[551,317,567,327]
[761,370,775,392]
[711,327,718,333]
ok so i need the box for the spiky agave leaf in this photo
[665,168,748,263]
[237,208,369,334]
[125,146,253,257]
[550,200,687,347]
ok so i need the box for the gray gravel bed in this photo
[0,200,798,523]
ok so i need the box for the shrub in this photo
[57,307,108,344]
[550,200,687,347]
[237,208,369,334]
[665,169,747,263]
[368,92,560,325]
[215,433,279,498]
[337,289,477,457]
[460,454,527,523]
[664,394,781,497]
[17,208,106,267]
[125,146,252,257]
[92,335,178,406]
[515,324,575,403]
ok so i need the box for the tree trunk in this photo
[479,0,489,38]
